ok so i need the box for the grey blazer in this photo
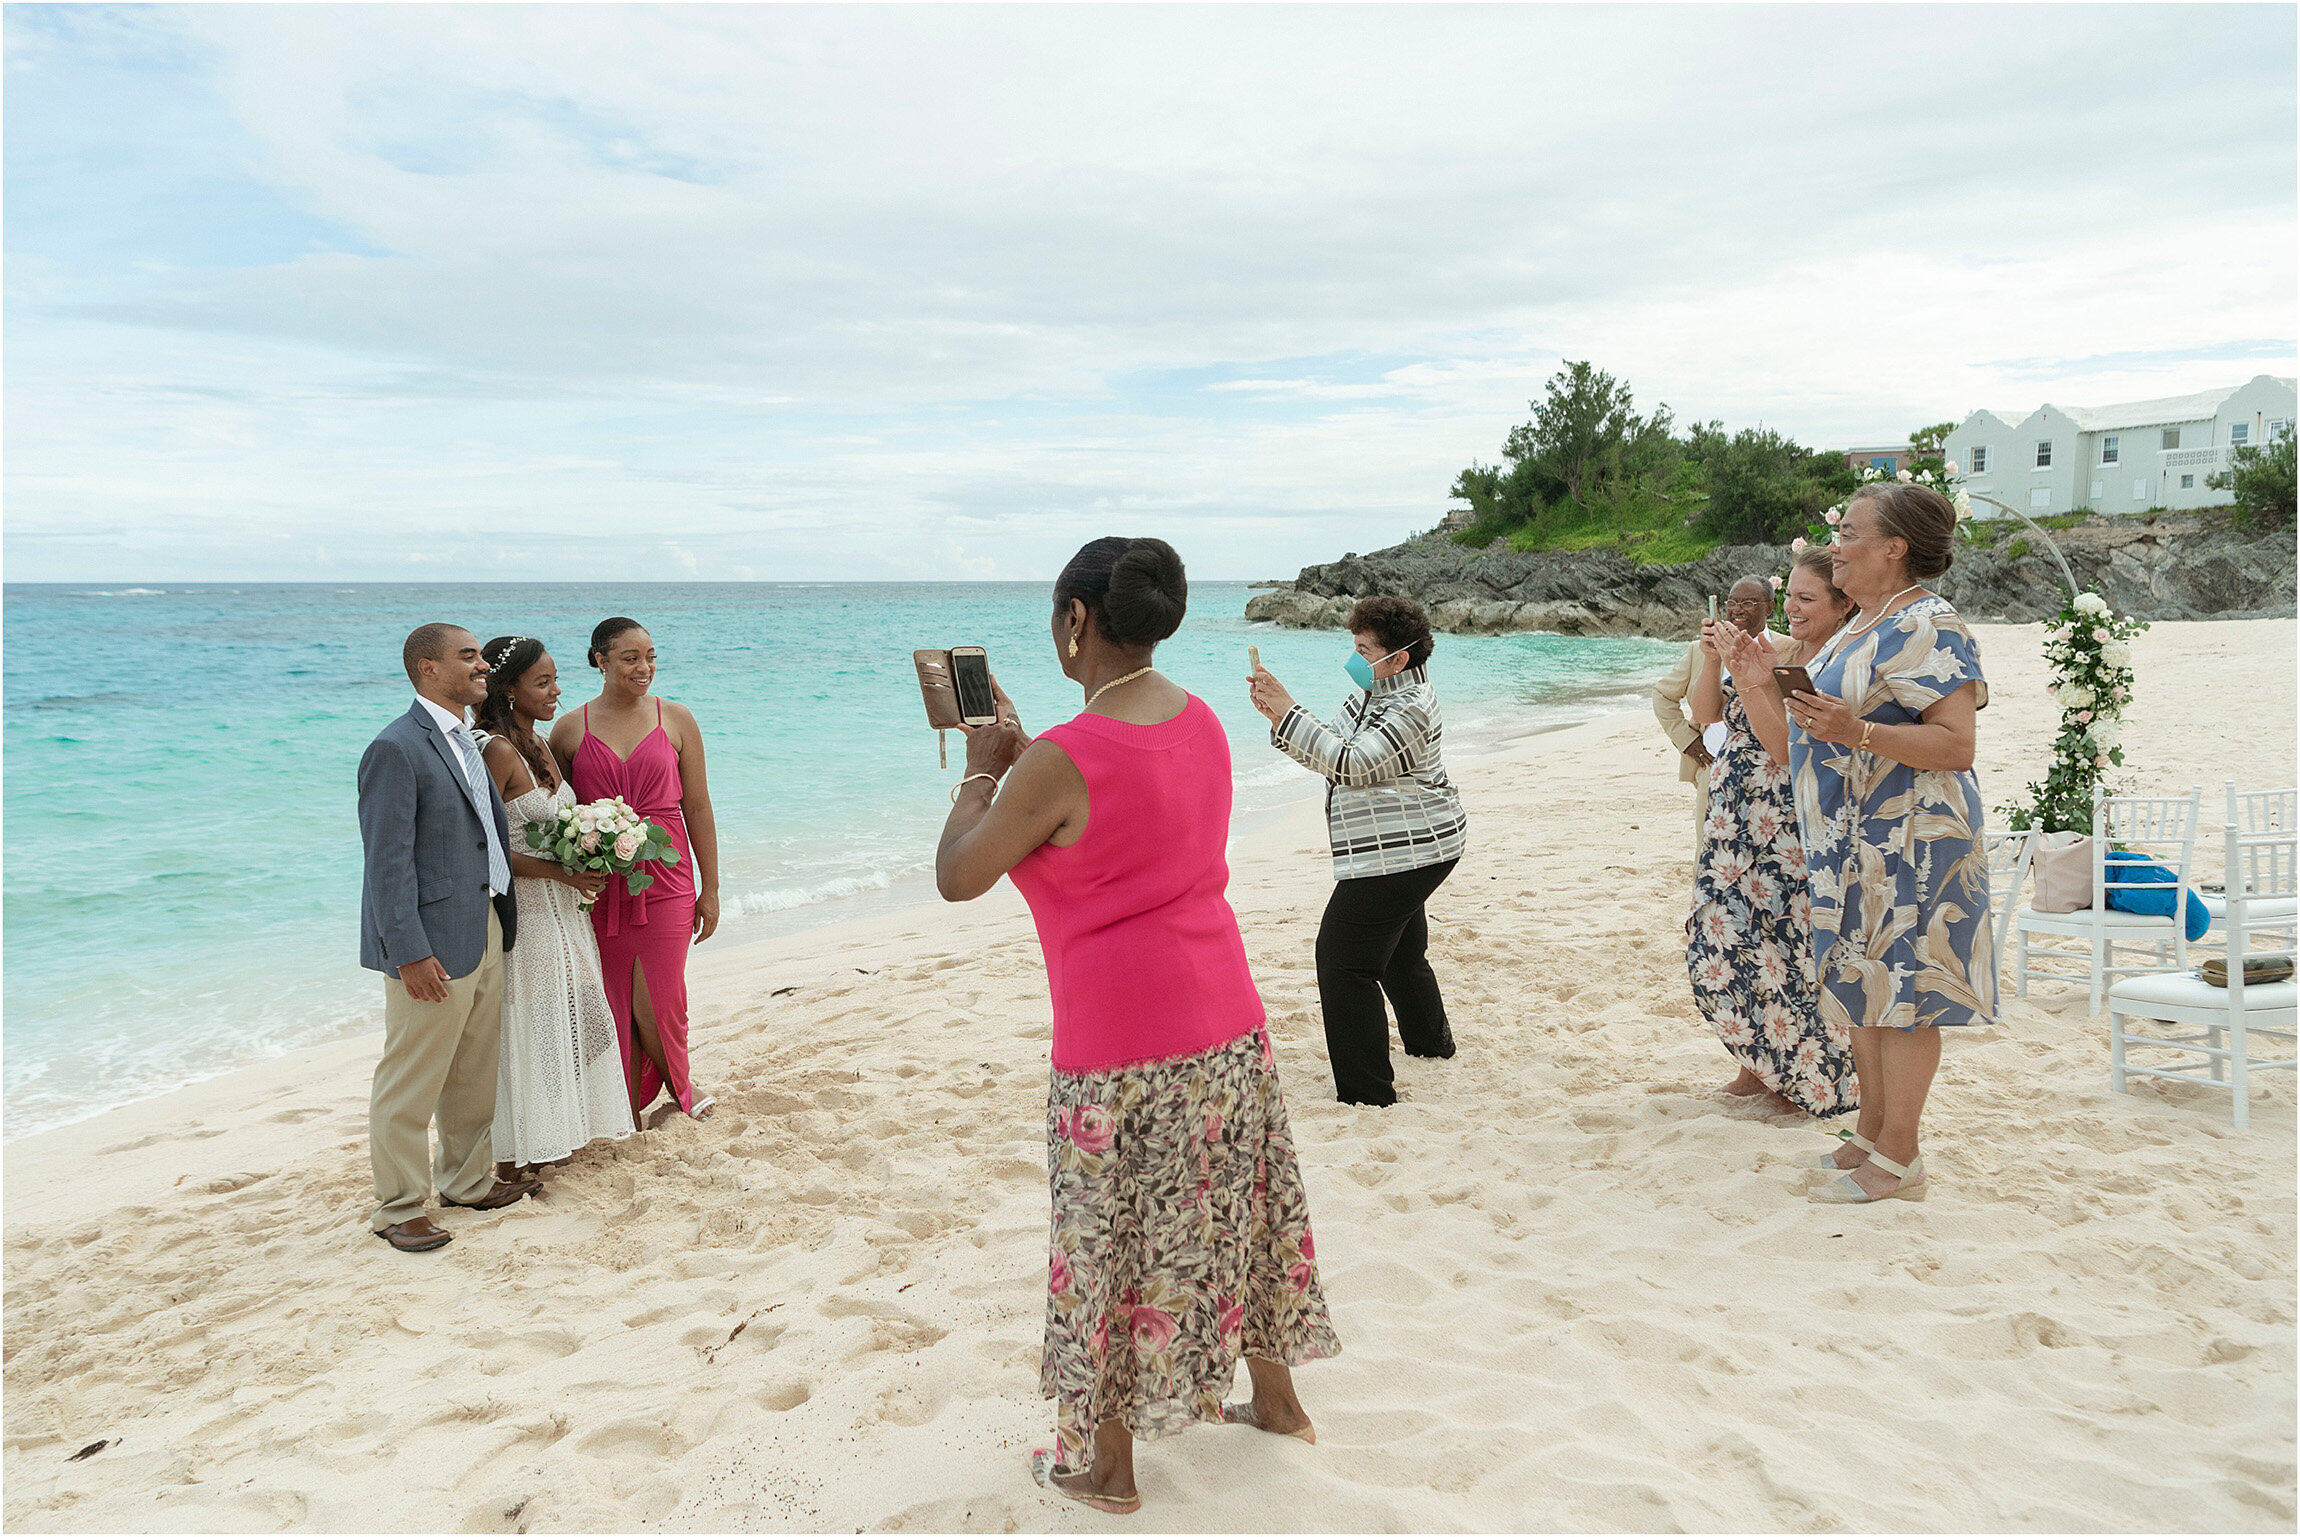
[358,701,520,978]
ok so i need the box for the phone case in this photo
[914,650,962,729]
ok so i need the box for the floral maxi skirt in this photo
[1042,1027,1341,1473]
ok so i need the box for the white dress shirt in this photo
[415,694,509,896]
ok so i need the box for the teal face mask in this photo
[1345,646,1407,690]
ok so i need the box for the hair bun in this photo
[1103,538,1188,647]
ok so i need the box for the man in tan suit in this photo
[1652,639,1715,855]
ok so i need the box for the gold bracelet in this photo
[1859,722,1876,753]
[951,772,999,804]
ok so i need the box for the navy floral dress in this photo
[1686,670,1860,1116]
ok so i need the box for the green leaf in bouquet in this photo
[628,869,656,896]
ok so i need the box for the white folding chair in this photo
[2202,783,2300,948]
[2017,785,2202,1015]
[1983,830,2035,983]
[2109,822,2299,1129]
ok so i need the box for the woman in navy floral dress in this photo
[1686,554,1860,1116]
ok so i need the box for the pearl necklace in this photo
[1084,666,1155,710]
[1839,583,1929,642]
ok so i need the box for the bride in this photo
[476,636,636,1178]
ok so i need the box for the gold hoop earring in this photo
[1068,634,1080,658]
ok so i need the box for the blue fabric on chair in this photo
[2102,850,2211,940]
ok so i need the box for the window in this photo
[1869,456,1895,472]
[2272,419,2292,442]
[2162,427,2182,450]
[2230,423,2250,447]
[1969,445,1989,473]
[2100,435,2119,465]
[2132,480,2148,501]
[2035,440,2054,468]
[2180,474,2195,489]
[2029,488,2052,509]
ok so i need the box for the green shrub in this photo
[2006,537,2032,560]
[2208,435,2297,529]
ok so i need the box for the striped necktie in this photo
[448,724,512,896]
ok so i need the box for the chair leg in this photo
[2230,1016,2250,1132]
[2089,938,2106,1016]
[2017,927,2029,997]
[2209,1023,2226,1083]
[2109,1008,2127,1094]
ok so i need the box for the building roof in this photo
[2044,377,2296,433]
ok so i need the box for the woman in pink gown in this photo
[552,617,721,1123]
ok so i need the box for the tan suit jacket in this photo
[1652,640,1709,854]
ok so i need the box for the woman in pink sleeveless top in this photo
[936,537,1340,1517]
[550,618,721,1125]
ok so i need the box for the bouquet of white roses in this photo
[524,796,680,913]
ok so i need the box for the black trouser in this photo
[1316,857,1459,1106]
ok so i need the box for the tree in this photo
[2206,434,2297,530]
[1502,361,1640,505]
[1907,420,1956,473]
[1694,427,1840,544]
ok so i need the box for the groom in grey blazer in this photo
[359,623,535,1251]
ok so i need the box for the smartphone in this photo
[1707,595,1718,622]
[948,646,998,727]
[1772,665,1817,698]
[1248,644,1262,673]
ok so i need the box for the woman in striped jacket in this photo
[1249,596,1467,1106]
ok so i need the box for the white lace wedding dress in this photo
[495,774,636,1164]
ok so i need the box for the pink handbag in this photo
[2030,832,2094,912]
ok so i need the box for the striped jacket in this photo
[1272,666,1468,880]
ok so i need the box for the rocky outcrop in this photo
[1245,514,2297,638]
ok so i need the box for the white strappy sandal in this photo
[1809,1149,1926,1204]
[1812,1131,1876,1170]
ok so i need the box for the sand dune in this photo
[4,619,2293,1532]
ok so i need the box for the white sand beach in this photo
[4,619,2294,1533]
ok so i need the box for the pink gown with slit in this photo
[571,700,698,1114]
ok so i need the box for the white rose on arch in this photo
[2073,592,2110,617]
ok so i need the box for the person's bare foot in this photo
[1722,1067,1768,1097]
[1030,1449,1139,1515]
[1219,1397,1316,1441]
[1222,1358,1315,1442]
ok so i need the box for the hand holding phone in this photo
[1771,664,1817,699]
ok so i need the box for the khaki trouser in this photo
[1691,774,1711,859]
[370,908,504,1230]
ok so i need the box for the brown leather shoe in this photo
[375,1217,453,1252]
[441,1176,540,1211]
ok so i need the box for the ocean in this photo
[1,581,1681,1138]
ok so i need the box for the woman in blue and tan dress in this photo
[1731,481,1995,1205]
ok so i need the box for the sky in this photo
[5,3,2295,583]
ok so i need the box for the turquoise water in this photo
[1,581,1680,1137]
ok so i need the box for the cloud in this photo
[3,4,2293,581]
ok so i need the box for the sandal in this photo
[1217,1401,1317,1444]
[1029,1449,1140,1516]
[1809,1150,1926,1204]
[1812,1131,1876,1170]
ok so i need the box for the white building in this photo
[1945,374,2295,517]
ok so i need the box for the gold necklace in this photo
[1084,666,1155,710]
